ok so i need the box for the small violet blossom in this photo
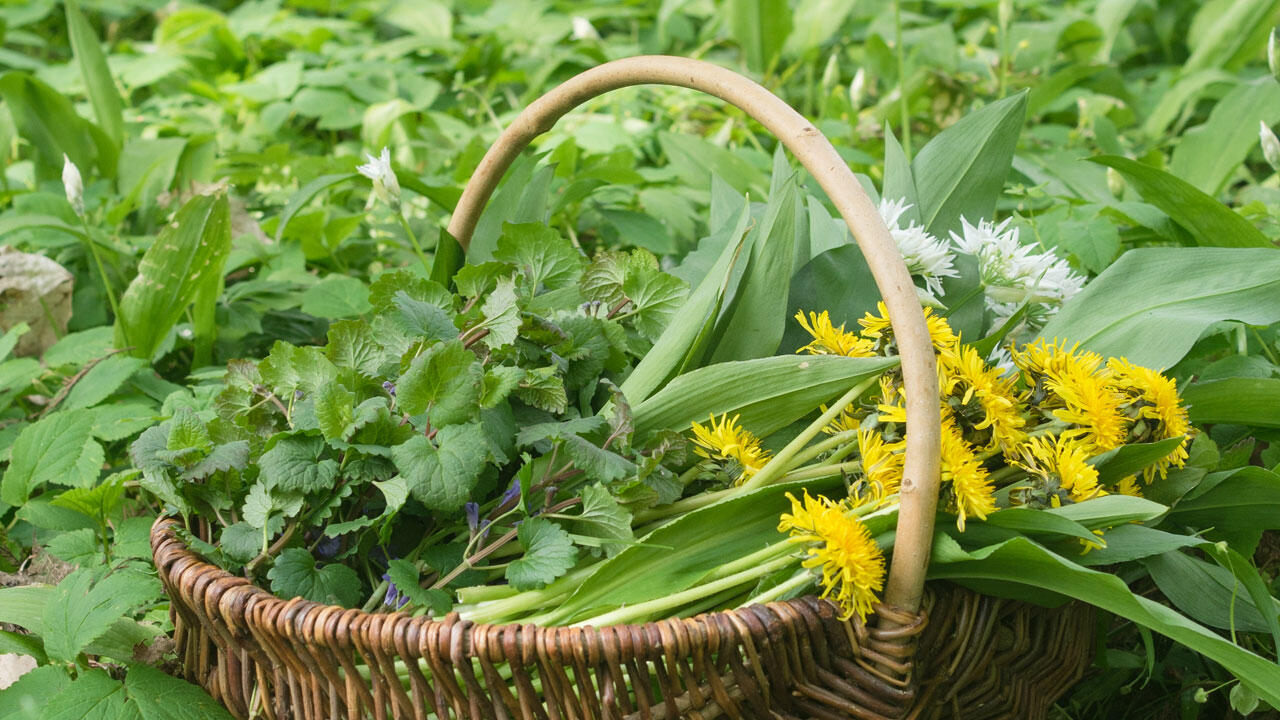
[62,154,84,217]
[381,572,409,609]
[356,147,402,210]
[465,502,480,533]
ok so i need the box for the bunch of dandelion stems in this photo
[451,375,900,628]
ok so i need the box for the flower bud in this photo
[1270,27,1279,82]
[1106,167,1125,198]
[356,147,402,211]
[62,154,84,217]
[849,68,867,109]
[998,0,1013,30]
[571,16,599,41]
[820,53,839,94]
[1260,121,1280,171]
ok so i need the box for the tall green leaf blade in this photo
[723,0,792,72]
[0,72,98,177]
[929,537,1280,706]
[66,0,125,147]
[1038,248,1280,368]
[115,193,232,360]
[911,92,1026,237]
[1180,378,1280,427]
[1182,0,1280,75]
[1169,79,1280,195]
[632,354,896,439]
[881,126,920,223]
[1091,156,1271,248]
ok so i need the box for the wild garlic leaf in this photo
[506,518,577,591]
[1,409,103,505]
[561,434,636,483]
[314,383,356,442]
[267,548,362,607]
[258,433,338,493]
[391,422,488,512]
[396,339,482,427]
[494,222,584,291]
[571,484,634,557]
[477,275,521,350]
[514,366,567,414]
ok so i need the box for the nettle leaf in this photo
[125,663,234,720]
[481,366,525,408]
[394,292,457,342]
[397,339,483,427]
[166,408,212,457]
[1,409,104,505]
[42,567,160,663]
[130,425,185,512]
[181,441,250,482]
[268,548,362,607]
[507,518,578,591]
[391,422,488,512]
[242,481,302,530]
[494,222,585,290]
[218,522,262,563]
[258,434,339,493]
[561,435,636,483]
[477,275,521,351]
[259,342,339,398]
[571,484,634,557]
[315,383,356,442]
[622,266,688,342]
[514,366,567,414]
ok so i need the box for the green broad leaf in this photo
[181,441,249,482]
[397,339,483,426]
[391,423,488,512]
[258,342,338,398]
[506,517,578,591]
[268,548,362,607]
[124,663,234,720]
[580,250,631,307]
[481,366,525,408]
[299,274,372,319]
[881,127,920,224]
[39,668,127,720]
[979,506,1100,544]
[0,72,101,177]
[373,476,409,515]
[494,222,584,291]
[549,475,843,624]
[1168,466,1280,535]
[1143,550,1280,634]
[1046,494,1168,529]
[88,402,156,442]
[325,320,387,378]
[0,322,28,362]
[50,475,125,523]
[514,366,568,414]
[621,261,689,343]
[0,629,45,664]
[116,193,232,361]
[560,434,637,483]
[1088,436,1190,483]
[516,416,606,447]
[723,0,792,72]
[1182,0,1280,75]
[42,568,159,663]
[782,243,879,353]
[314,383,356,442]
[1074,524,1202,567]
[0,665,70,719]
[66,0,125,147]
[46,528,100,565]
[570,484,634,557]
[468,156,554,262]
[709,158,799,363]
[1,409,103,505]
[1039,248,1280,369]
[632,354,897,440]
[927,537,1280,707]
[369,271,452,312]
[1091,156,1271,248]
[166,408,211,457]
[1181,378,1280,428]
[1170,78,1280,195]
[477,276,521,350]
[0,585,51,633]
[912,92,1027,237]
[621,198,752,404]
[218,522,261,563]
[391,293,456,343]
[385,558,450,614]
[258,434,338,493]
[275,172,359,242]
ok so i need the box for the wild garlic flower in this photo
[357,147,402,210]
[571,16,599,40]
[878,198,958,297]
[1261,121,1280,172]
[949,217,1085,328]
[62,154,85,217]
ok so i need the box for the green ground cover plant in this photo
[1,0,1280,717]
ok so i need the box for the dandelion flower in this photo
[940,343,1027,453]
[878,198,959,297]
[795,310,876,357]
[859,301,958,353]
[1116,475,1143,497]
[1015,435,1105,504]
[357,147,402,210]
[690,413,771,485]
[779,490,885,621]
[940,415,996,531]
[1015,340,1128,454]
[855,429,904,502]
[1107,358,1192,481]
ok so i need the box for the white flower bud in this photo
[1106,167,1124,198]
[356,147,402,210]
[998,0,1013,30]
[820,53,839,93]
[1270,27,1279,82]
[849,68,867,109]
[1261,121,1280,171]
[571,16,599,41]
[62,154,84,217]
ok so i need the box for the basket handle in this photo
[446,55,940,615]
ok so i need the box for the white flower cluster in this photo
[876,198,1086,331]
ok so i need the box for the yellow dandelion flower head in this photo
[1012,338,1104,382]
[1115,475,1143,497]
[855,429,905,501]
[795,310,877,358]
[940,416,996,531]
[1047,363,1129,454]
[1016,434,1106,504]
[823,404,864,435]
[779,490,886,621]
[939,344,1028,453]
[1106,358,1192,481]
[858,302,958,354]
[690,413,772,485]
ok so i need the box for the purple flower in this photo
[382,380,396,397]
[465,502,479,533]
[500,478,520,506]
[381,573,409,609]
[294,389,305,401]
[314,535,341,559]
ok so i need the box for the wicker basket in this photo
[151,56,1095,719]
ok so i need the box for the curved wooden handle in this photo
[446,56,941,614]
